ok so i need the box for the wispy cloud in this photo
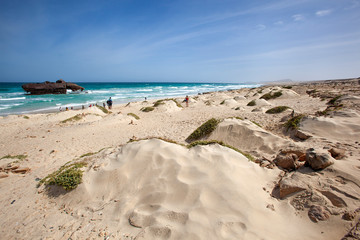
[274,21,284,25]
[316,9,332,17]
[256,24,266,31]
[292,14,304,21]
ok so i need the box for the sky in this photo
[0,0,359,83]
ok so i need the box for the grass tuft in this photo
[127,113,140,120]
[247,100,256,106]
[61,114,83,123]
[187,140,254,161]
[260,91,282,100]
[23,116,30,119]
[251,120,262,128]
[1,154,27,161]
[153,100,165,107]
[327,95,342,105]
[185,118,220,143]
[39,161,87,190]
[265,106,289,114]
[282,86,292,89]
[284,115,304,130]
[96,105,109,114]
[220,100,225,105]
[140,107,155,112]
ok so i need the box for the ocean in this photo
[0,82,260,116]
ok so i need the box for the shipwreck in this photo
[22,79,84,95]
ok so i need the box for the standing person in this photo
[107,97,113,109]
[184,95,189,107]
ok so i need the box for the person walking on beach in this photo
[107,97,113,109]
[184,95,189,107]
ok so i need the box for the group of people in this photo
[59,96,190,112]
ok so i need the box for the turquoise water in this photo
[0,82,259,116]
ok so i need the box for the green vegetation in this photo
[61,114,83,123]
[169,98,183,108]
[282,86,293,89]
[23,115,30,119]
[153,100,165,107]
[260,91,282,100]
[247,100,256,106]
[328,95,342,105]
[231,116,244,120]
[251,120,262,128]
[185,118,220,143]
[220,100,225,105]
[187,140,254,161]
[96,105,109,114]
[140,107,155,112]
[257,89,263,94]
[80,148,105,158]
[284,115,304,130]
[127,113,140,120]
[1,154,27,161]
[265,106,289,114]
[39,161,87,190]
[235,107,240,110]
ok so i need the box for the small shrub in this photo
[186,118,220,143]
[260,91,282,100]
[205,100,211,106]
[327,95,342,105]
[266,106,289,114]
[220,100,225,105]
[284,115,304,130]
[282,86,292,89]
[140,107,155,112]
[187,140,254,161]
[153,100,165,107]
[247,100,256,106]
[235,107,240,110]
[257,89,263,94]
[1,154,27,161]
[40,161,87,190]
[251,120,262,128]
[96,105,109,114]
[23,116,30,119]
[61,114,83,123]
[127,113,140,120]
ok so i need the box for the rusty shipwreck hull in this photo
[22,79,84,95]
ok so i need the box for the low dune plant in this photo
[266,106,289,114]
[282,86,293,89]
[61,114,83,123]
[127,113,140,120]
[220,100,226,105]
[260,91,282,100]
[140,107,155,112]
[251,120,262,128]
[96,105,109,114]
[247,100,256,106]
[327,95,342,105]
[1,154,27,161]
[284,115,304,130]
[153,100,165,107]
[187,140,254,161]
[40,161,87,190]
[23,115,30,119]
[185,118,220,143]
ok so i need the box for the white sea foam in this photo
[0,97,26,101]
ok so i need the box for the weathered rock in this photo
[12,167,30,174]
[295,129,312,140]
[279,172,308,198]
[308,205,330,222]
[306,148,335,170]
[320,191,347,208]
[0,172,9,179]
[274,149,306,170]
[22,79,84,95]
[329,148,346,159]
[342,211,356,221]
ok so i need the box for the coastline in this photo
[0,78,359,239]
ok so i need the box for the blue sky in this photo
[0,0,359,83]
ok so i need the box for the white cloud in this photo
[316,9,332,17]
[274,21,284,25]
[256,24,266,30]
[292,14,304,21]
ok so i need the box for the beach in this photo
[0,78,360,239]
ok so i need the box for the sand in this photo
[0,78,360,239]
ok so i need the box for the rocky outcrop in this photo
[22,79,84,95]
[308,205,330,222]
[279,172,309,199]
[306,148,335,170]
[274,149,306,171]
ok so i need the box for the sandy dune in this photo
[1,78,360,239]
